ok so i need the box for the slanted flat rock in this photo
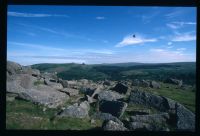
[102,120,128,131]
[98,90,124,101]
[99,100,127,118]
[18,85,69,108]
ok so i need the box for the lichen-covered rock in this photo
[102,120,128,131]
[98,91,124,101]
[99,100,127,118]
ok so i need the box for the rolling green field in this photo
[32,62,196,85]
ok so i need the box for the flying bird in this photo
[133,34,136,38]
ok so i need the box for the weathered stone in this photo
[7,74,37,93]
[92,112,124,126]
[150,81,161,89]
[130,113,170,124]
[61,88,79,96]
[21,66,40,77]
[44,79,63,90]
[98,91,124,101]
[176,103,195,131]
[58,101,90,118]
[7,61,22,75]
[99,100,127,118]
[102,120,128,131]
[91,85,104,98]
[166,78,183,87]
[112,83,128,94]
[18,85,69,108]
[129,89,170,112]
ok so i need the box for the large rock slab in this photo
[18,85,69,108]
[58,101,90,118]
[98,91,124,101]
[176,103,195,131]
[99,100,127,118]
[129,89,170,112]
[7,74,37,93]
[129,89,195,131]
[102,120,128,131]
[112,83,128,94]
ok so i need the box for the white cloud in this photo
[165,9,184,19]
[177,48,186,51]
[167,42,172,45]
[149,48,194,62]
[167,21,196,29]
[8,11,69,18]
[172,33,196,42]
[96,16,105,20]
[8,42,65,51]
[115,35,157,47]
[141,11,159,24]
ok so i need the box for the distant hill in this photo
[31,62,196,85]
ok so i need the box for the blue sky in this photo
[7,6,196,65]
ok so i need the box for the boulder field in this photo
[6,61,195,131]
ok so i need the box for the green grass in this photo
[6,99,102,130]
